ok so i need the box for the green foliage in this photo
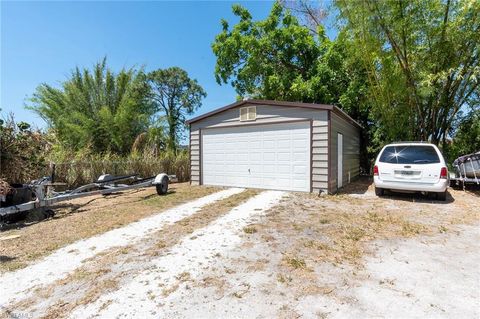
[445,109,480,163]
[29,58,154,155]
[145,67,206,154]
[336,0,480,146]
[0,115,51,183]
[213,1,479,167]
[212,2,322,101]
[213,2,372,168]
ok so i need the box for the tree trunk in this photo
[167,121,177,154]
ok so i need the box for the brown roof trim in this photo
[331,105,363,129]
[186,99,362,129]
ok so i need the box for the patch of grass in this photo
[303,240,331,251]
[176,271,191,282]
[156,241,167,249]
[162,283,180,297]
[438,225,448,233]
[283,255,307,270]
[147,290,156,300]
[243,226,257,234]
[292,223,303,231]
[401,221,424,236]
[344,227,366,241]
[277,273,293,284]
[1,261,26,272]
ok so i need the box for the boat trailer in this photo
[0,173,175,223]
[450,151,480,190]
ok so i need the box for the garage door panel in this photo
[249,152,262,161]
[249,140,262,149]
[263,152,276,161]
[202,122,310,192]
[277,140,291,148]
[293,152,308,161]
[277,152,291,161]
[276,165,291,174]
[293,179,308,189]
[294,166,307,174]
[262,165,276,174]
[263,140,276,149]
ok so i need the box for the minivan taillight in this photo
[373,165,379,176]
[440,167,448,179]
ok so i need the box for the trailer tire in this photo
[156,176,169,195]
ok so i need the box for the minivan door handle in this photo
[404,165,411,168]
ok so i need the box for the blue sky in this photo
[1,1,333,128]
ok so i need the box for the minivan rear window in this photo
[379,146,440,164]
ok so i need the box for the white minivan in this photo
[373,143,449,200]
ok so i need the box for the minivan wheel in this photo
[436,191,447,201]
[375,187,384,197]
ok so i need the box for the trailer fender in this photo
[152,173,168,185]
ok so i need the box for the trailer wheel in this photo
[156,176,169,195]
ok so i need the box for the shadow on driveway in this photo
[339,176,455,204]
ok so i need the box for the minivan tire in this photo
[436,191,447,201]
[375,187,384,197]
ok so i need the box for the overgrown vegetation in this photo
[0,114,190,186]
[50,152,190,188]
[0,116,51,183]
[1,59,204,184]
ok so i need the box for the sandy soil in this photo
[1,179,478,318]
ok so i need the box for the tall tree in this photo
[212,2,372,168]
[212,2,321,101]
[336,0,480,147]
[145,67,206,153]
[29,58,152,155]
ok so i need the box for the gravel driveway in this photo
[1,180,478,319]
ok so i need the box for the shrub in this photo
[0,115,51,183]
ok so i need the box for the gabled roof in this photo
[186,99,362,129]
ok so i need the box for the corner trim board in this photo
[199,128,202,185]
[327,110,332,194]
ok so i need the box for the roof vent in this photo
[239,106,256,121]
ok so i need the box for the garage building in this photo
[187,99,362,194]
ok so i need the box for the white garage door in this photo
[202,121,311,192]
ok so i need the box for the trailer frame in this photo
[0,173,175,221]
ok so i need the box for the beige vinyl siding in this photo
[329,112,360,193]
[190,104,330,193]
[311,119,329,193]
[190,104,328,131]
[190,129,200,185]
